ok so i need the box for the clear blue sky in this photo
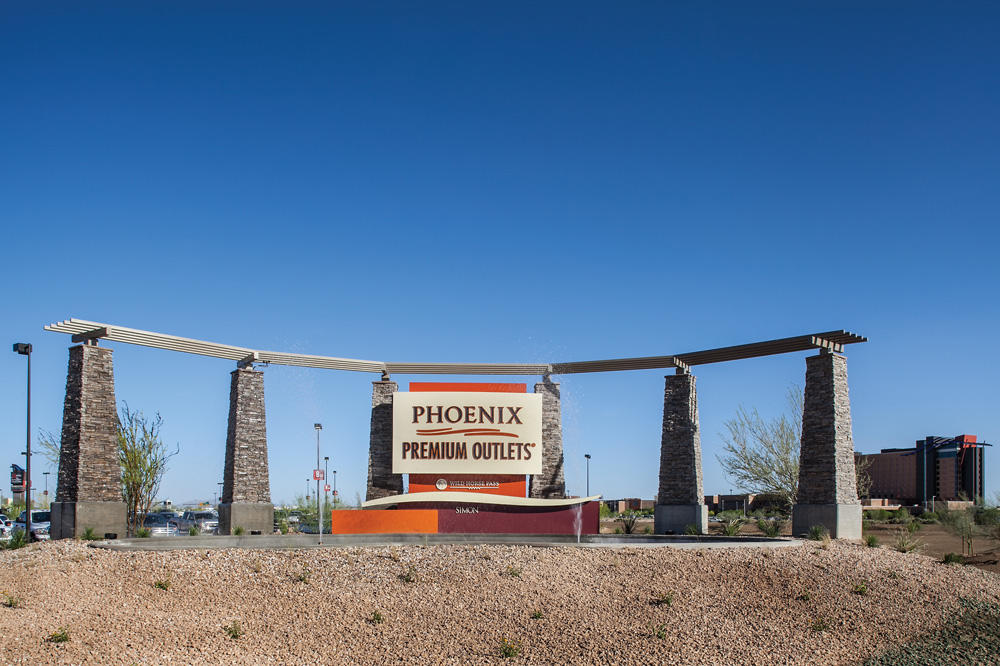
[2,2,997,506]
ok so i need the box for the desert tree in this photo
[118,404,177,536]
[716,386,802,510]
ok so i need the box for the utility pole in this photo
[584,454,591,496]
[12,343,32,538]
[314,423,323,545]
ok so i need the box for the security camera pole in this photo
[314,423,323,545]
[12,343,32,539]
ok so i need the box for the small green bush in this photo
[795,592,811,601]
[232,526,245,536]
[892,530,922,553]
[368,610,384,625]
[920,511,940,523]
[153,579,171,591]
[188,526,200,536]
[224,620,243,640]
[617,512,639,534]
[653,623,668,639]
[852,582,869,596]
[807,525,829,541]
[506,565,522,578]
[650,592,673,607]
[810,617,830,632]
[865,534,880,548]
[2,592,21,608]
[683,523,701,536]
[721,518,744,537]
[498,637,522,658]
[942,552,965,565]
[757,519,783,538]
[48,627,70,643]
[81,527,99,541]
[295,568,311,584]
[136,528,152,538]
[530,610,544,619]
[5,530,28,550]
[399,566,417,583]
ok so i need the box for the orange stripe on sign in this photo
[409,382,526,393]
[328,510,438,534]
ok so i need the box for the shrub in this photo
[233,526,245,536]
[48,627,70,643]
[506,566,522,578]
[295,568,311,584]
[795,592,811,601]
[136,528,152,538]
[278,520,289,535]
[153,579,171,591]
[650,592,673,607]
[399,566,417,583]
[188,526,200,536]
[757,518,784,538]
[892,530,922,553]
[920,511,940,523]
[617,512,639,534]
[653,623,668,639]
[614,527,622,535]
[942,552,965,565]
[891,508,912,525]
[2,592,21,608]
[807,525,829,541]
[905,521,921,533]
[721,518,744,537]
[599,503,614,519]
[368,611,384,625]
[498,637,522,658]
[643,526,652,534]
[684,524,701,536]
[4,530,28,550]
[81,527,99,541]
[852,582,869,596]
[864,534,880,548]
[224,620,243,640]
[530,609,544,619]
[810,617,830,632]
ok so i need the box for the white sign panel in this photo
[392,392,543,474]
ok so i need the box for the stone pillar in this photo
[218,367,273,535]
[366,379,402,501]
[50,344,127,540]
[654,373,708,534]
[529,379,565,499]
[792,351,862,539]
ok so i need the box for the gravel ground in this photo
[0,540,998,665]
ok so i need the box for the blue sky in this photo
[2,2,997,506]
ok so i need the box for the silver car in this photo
[143,513,179,537]
[179,510,218,535]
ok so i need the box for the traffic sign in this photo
[313,469,325,481]
[324,484,331,492]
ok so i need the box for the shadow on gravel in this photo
[863,597,1000,665]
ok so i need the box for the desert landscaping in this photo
[0,538,997,665]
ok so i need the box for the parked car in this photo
[13,510,51,541]
[0,514,13,539]
[178,510,218,535]
[143,513,179,537]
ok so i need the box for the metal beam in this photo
[45,319,867,376]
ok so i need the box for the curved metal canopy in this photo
[44,318,866,376]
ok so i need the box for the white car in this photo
[13,510,51,541]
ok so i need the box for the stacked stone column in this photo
[792,351,862,539]
[218,367,274,535]
[366,379,402,501]
[529,379,566,499]
[50,344,127,540]
[654,373,708,534]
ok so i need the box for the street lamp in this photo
[333,470,337,503]
[314,423,323,545]
[584,454,591,496]
[43,471,50,506]
[12,343,32,538]
[324,456,329,517]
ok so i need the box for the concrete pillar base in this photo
[50,501,127,540]
[792,503,862,540]
[654,504,708,535]
[218,502,274,536]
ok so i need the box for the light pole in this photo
[324,456,329,517]
[217,482,223,508]
[12,343,32,538]
[584,454,591,496]
[333,470,337,503]
[314,423,323,545]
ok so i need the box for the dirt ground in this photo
[599,518,1000,575]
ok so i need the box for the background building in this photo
[862,435,988,505]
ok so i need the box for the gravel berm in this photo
[0,539,997,664]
